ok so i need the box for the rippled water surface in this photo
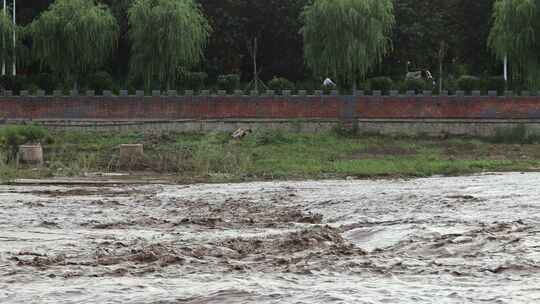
[1,173,540,303]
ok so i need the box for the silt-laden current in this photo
[1,172,539,303]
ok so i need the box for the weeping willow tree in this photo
[489,0,540,88]
[128,0,210,89]
[301,0,395,87]
[0,12,14,74]
[29,0,119,88]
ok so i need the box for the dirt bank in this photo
[1,173,539,303]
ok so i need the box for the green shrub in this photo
[331,122,358,138]
[357,81,370,92]
[444,77,458,93]
[127,73,145,91]
[33,73,57,94]
[295,79,319,92]
[26,84,40,95]
[55,81,73,95]
[268,77,295,92]
[85,71,113,93]
[181,72,207,91]
[217,74,241,93]
[0,125,49,162]
[484,76,506,95]
[490,124,536,144]
[454,64,471,77]
[368,77,393,94]
[405,78,427,93]
[253,130,292,146]
[457,75,481,93]
[0,75,29,94]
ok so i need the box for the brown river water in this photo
[1,172,539,303]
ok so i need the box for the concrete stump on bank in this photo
[119,144,144,168]
[18,144,44,165]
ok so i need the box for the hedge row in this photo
[0,73,508,95]
[365,75,506,95]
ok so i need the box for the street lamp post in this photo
[2,0,5,76]
[503,55,508,88]
[11,0,15,76]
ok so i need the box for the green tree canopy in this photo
[200,0,309,82]
[0,12,15,69]
[301,0,395,86]
[128,0,210,89]
[489,0,540,87]
[15,0,507,90]
[29,0,119,86]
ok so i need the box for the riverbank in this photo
[1,129,540,183]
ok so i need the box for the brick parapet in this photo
[1,94,540,120]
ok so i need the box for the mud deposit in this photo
[1,173,540,303]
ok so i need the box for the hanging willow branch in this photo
[301,0,395,86]
[488,0,540,88]
[29,0,119,86]
[128,0,210,89]
[0,11,16,69]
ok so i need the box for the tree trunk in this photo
[73,74,78,91]
[439,59,443,93]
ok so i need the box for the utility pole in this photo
[11,0,15,76]
[2,0,6,76]
[253,37,257,92]
[503,55,508,88]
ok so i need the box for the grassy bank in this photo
[1,128,540,183]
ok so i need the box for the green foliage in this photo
[393,1,456,76]
[85,71,114,92]
[405,78,427,93]
[128,0,210,89]
[0,12,15,67]
[491,124,539,144]
[331,123,358,138]
[0,157,17,182]
[4,129,540,181]
[26,84,40,95]
[200,0,309,85]
[451,64,471,78]
[484,76,506,94]
[0,75,29,94]
[444,77,458,93]
[488,0,540,87]
[0,125,49,162]
[268,77,295,91]
[180,72,208,91]
[217,74,241,92]
[368,77,393,94]
[32,73,57,94]
[253,130,292,146]
[457,75,482,92]
[301,0,395,85]
[29,0,119,87]
[0,1,509,89]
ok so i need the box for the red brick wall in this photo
[1,95,540,120]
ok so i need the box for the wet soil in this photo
[1,173,540,303]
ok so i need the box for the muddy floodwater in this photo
[1,173,540,303]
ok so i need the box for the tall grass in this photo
[490,124,540,144]
[1,128,540,182]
